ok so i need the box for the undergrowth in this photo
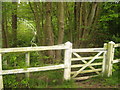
[86,70,120,86]
[3,70,78,88]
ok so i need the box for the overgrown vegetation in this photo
[0,1,119,88]
[86,70,120,86]
[3,70,78,88]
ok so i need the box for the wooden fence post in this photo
[0,53,3,89]
[64,42,72,80]
[102,41,115,77]
[102,43,107,76]
[25,52,30,78]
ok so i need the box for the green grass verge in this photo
[86,70,120,86]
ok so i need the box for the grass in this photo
[86,70,120,86]
[3,70,120,88]
[3,69,78,88]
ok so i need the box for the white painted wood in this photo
[113,59,120,63]
[72,52,103,78]
[71,63,102,68]
[107,41,115,77]
[103,41,115,77]
[114,43,120,47]
[0,44,67,53]
[71,69,102,74]
[71,56,103,61]
[72,48,106,52]
[0,64,64,75]
[25,52,30,78]
[102,43,107,76]
[72,52,100,75]
[73,75,98,80]
[0,53,3,89]
[64,42,72,80]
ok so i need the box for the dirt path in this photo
[76,80,119,88]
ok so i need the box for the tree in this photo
[0,2,2,48]
[56,2,64,61]
[73,2,101,48]
[2,3,9,48]
[12,2,17,47]
[29,2,44,46]
[44,2,55,59]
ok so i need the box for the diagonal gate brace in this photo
[72,51,104,78]
[73,52,100,75]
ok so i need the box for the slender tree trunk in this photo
[0,3,2,48]
[29,2,44,46]
[55,2,64,61]
[80,2,98,47]
[33,2,42,45]
[73,2,101,48]
[2,3,9,48]
[12,2,17,47]
[44,2,55,59]
[74,2,80,48]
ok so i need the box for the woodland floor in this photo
[76,79,119,88]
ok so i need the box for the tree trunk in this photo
[73,2,101,48]
[33,2,42,45]
[55,2,64,61]
[74,2,80,48]
[0,3,2,48]
[29,2,44,46]
[2,3,9,48]
[44,2,55,60]
[12,2,17,47]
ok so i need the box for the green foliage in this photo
[54,80,78,88]
[3,53,26,70]
[88,71,120,86]
[17,20,34,47]
[3,75,18,88]
[3,70,77,88]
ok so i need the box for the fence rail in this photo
[72,48,106,52]
[0,41,120,89]
[0,64,65,75]
[0,44,68,53]
[113,59,120,63]
[114,43,120,47]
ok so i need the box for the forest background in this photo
[0,1,120,88]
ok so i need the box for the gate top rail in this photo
[114,43,120,48]
[0,44,68,53]
[72,48,106,52]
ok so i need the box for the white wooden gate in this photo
[71,48,106,80]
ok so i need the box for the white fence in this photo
[0,41,120,89]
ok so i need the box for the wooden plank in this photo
[64,42,72,80]
[0,64,64,75]
[102,43,107,76]
[71,56,103,61]
[25,52,30,78]
[71,69,102,74]
[73,75,98,80]
[0,54,3,89]
[72,48,106,52]
[72,52,103,78]
[0,44,67,53]
[104,41,115,77]
[114,43,120,48]
[113,59,120,63]
[71,63,102,68]
[72,52,100,75]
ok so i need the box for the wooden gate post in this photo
[102,41,115,77]
[25,52,30,78]
[64,42,72,80]
[0,53,3,89]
